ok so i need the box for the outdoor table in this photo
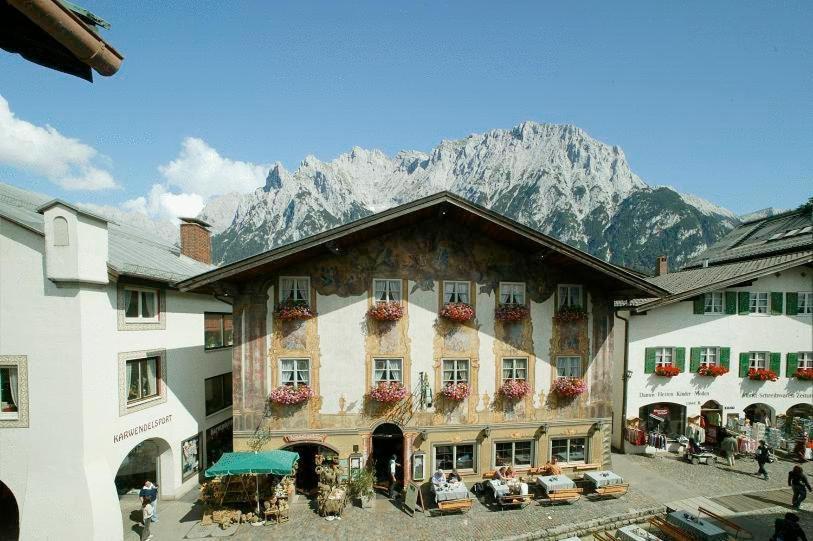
[617,524,663,541]
[536,475,576,493]
[432,481,468,502]
[487,479,510,497]
[666,511,727,541]
[584,470,624,488]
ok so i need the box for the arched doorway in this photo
[371,423,403,492]
[744,403,775,426]
[0,480,19,541]
[638,402,686,437]
[115,438,173,496]
[701,400,724,444]
[282,444,338,495]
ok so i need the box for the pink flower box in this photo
[495,304,529,322]
[498,379,531,400]
[748,368,778,381]
[367,382,408,404]
[554,305,587,322]
[552,377,587,398]
[440,382,470,401]
[440,302,475,322]
[275,300,314,320]
[368,301,404,321]
[269,385,315,405]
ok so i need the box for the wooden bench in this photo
[593,532,620,541]
[649,516,697,541]
[538,489,581,505]
[436,498,473,514]
[698,506,748,539]
[497,493,533,509]
[589,483,629,499]
[573,463,601,472]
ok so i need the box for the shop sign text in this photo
[113,414,173,444]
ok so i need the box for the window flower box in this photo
[367,301,404,321]
[554,305,587,322]
[440,382,470,401]
[275,300,314,320]
[654,365,681,377]
[748,368,778,381]
[367,382,408,404]
[698,365,729,377]
[269,385,315,406]
[439,302,475,322]
[552,377,587,398]
[498,379,531,401]
[495,304,529,322]
[793,368,813,380]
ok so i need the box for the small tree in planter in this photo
[498,379,531,401]
[439,302,475,323]
[698,365,729,377]
[349,467,375,508]
[794,368,813,380]
[552,377,587,398]
[367,381,408,404]
[275,299,314,320]
[748,368,778,381]
[654,365,681,377]
[368,301,404,321]
[269,385,315,406]
[495,304,529,322]
[440,382,470,401]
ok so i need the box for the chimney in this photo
[179,217,212,264]
[656,255,668,276]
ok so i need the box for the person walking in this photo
[771,512,807,541]
[139,481,159,523]
[388,454,401,499]
[721,433,738,468]
[755,440,771,480]
[140,496,154,541]
[788,465,811,509]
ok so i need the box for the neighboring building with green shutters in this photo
[612,205,812,452]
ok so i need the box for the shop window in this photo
[494,440,533,468]
[0,366,19,420]
[442,359,469,385]
[373,279,401,302]
[798,292,813,315]
[550,437,587,464]
[501,357,527,382]
[280,277,310,303]
[126,357,160,404]
[699,347,719,367]
[556,356,582,378]
[281,359,310,387]
[558,284,583,308]
[53,216,69,246]
[748,292,768,314]
[124,287,159,322]
[797,352,813,370]
[204,313,233,349]
[704,292,723,314]
[499,282,525,305]
[206,418,233,468]
[655,347,674,368]
[749,351,768,370]
[443,281,469,304]
[373,358,402,384]
[434,443,475,472]
[205,373,233,416]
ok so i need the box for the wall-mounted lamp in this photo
[420,429,428,440]
[539,423,548,435]
[481,425,491,438]
[624,369,633,380]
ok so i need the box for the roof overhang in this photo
[178,192,668,299]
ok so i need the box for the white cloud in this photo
[0,94,118,190]
[121,183,205,222]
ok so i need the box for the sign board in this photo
[652,408,669,417]
[403,482,420,516]
[283,433,326,443]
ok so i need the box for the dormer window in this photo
[53,216,69,246]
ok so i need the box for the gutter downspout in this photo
[616,309,630,454]
[9,0,123,75]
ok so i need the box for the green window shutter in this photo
[739,353,750,377]
[769,352,781,374]
[738,292,750,315]
[786,353,799,377]
[786,292,798,316]
[720,347,731,369]
[724,292,737,314]
[675,348,686,372]
[770,292,783,315]
[689,348,702,372]
[644,348,657,374]
[693,296,705,314]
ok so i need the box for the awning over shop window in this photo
[205,450,299,477]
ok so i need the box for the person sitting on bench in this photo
[447,469,462,483]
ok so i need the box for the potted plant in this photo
[495,304,529,322]
[367,381,408,404]
[554,305,587,322]
[439,302,475,322]
[349,467,375,509]
[697,365,729,377]
[368,301,404,321]
[268,385,315,405]
[498,379,531,401]
[748,368,778,381]
[440,382,470,401]
[654,365,681,377]
[552,377,587,398]
[794,368,813,380]
[275,299,315,320]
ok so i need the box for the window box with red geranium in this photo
[748,368,778,381]
[698,365,729,377]
[275,300,315,321]
[654,365,680,377]
[268,385,315,406]
[554,305,587,322]
[367,381,408,404]
[498,379,531,401]
[440,302,475,323]
[552,377,587,398]
[440,382,470,401]
[793,368,813,380]
[368,301,404,321]
[495,304,529,322]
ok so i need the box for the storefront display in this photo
[181,433,201,480]
[639,403,686,438]
[206,418,233,468]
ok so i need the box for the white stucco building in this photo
[0,183,233,540]
[613,208,813,452]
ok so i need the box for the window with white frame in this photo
[748,352,768,370]
[655,347,674,368]
[280,277,310,303]
[280,358,310,387]
[499,282,525,305]
[126,357,160,404]
[797,352,813,370]
[443,281,469,304]
[124,287,159,322]
[434,443,475,471]
[494,440,533,468]
[799,292,813,315]
[748,292,769,314]
[502,357,527,382]
[558,284,583,308]
[699,347,719,367]
[442,359,469,385]
[704,292,723,314]
[0,366,19,419]
[556,356,582,378]
[551,437,587,464]
[373,279,401,302]
[373,358,402,384]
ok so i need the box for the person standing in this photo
[388,454,401,499]
[788,465,811,509]
[721,433,738,468]
[139,481,159,523]
[755,440,770,480]
[141,496,154,541]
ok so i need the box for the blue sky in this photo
[0,1,810,216]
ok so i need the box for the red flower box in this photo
[440,302,475,322]
[554,305,587,322]
[697,365,729,377]
[495,304,529,322]
[368,301,404,321]
[367,382,408,404]
[748,368,778,381]
[793,368,813,380]
[552,377,587,398]
[275,300,315,320]
[655,365,681,377]
[498,379,531,400]
[440,382,470,401]
[269,385,315,405]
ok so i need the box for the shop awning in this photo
[205,450,299,477]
